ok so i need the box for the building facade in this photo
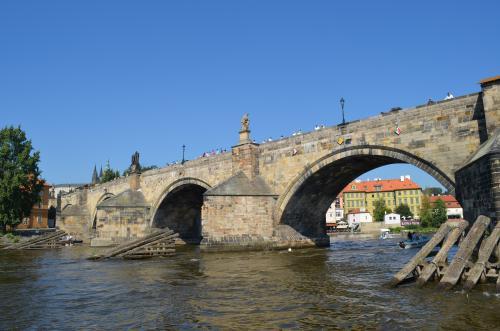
[16,183,55,229]
[325,196,344,224]
[342,176,422,218]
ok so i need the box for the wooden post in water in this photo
[464,222,500,291]
[439,215,491,290]
[417,220,468,287]
[390,222,450,287]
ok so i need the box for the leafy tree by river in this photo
[431,199,448,227]
[373,198,391,222]
[0,126,43,233]
[395,203,413,218]
[420,196,448,227]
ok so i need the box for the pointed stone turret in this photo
[91,165,99,185]
[99,165,103,180]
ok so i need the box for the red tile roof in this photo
[342,178,421,193]
[429,195,462,209]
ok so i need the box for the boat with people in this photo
[398,232,429,249]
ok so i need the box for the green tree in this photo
[0,126,43,233]
[395,203,413,218]
[419,195,433,227]
[373,198,391,222]
[423,187,443,196]
[99,161,121,183]
[122,164,158,176]
[432,199,448,227]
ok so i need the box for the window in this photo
[23,217,29,225]
[37,213,42,224]
[404,198,407,204]
[351,185,356,190]
[375,185,381,192]
[398,191,401,196]
[410,197,414,204]
[416,197,419,204]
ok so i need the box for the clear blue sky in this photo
[1,1,499,187]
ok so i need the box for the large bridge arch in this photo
[150,177,212,244]
[275,145,455,238]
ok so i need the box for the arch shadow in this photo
[150,178,211,244]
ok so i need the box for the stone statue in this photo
[130,151,141,173]
[241,113,250,132]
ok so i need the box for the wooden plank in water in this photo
[439,215,491,290]
[118,233,178,258]
[464,222,500,290]
[389,222,450,287]
[417,220,468,287]
[98,229,173,259]
[3,230,66,250]
[90,229,177,260]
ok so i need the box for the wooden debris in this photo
[3,230,68,250]
[89,228,177,260]
[439,215,491,290]
[417,220,468,287]
[464,222,500,290]
[389,222,450,287]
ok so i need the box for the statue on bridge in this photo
[130,151,141,174]
[241,113,250,132]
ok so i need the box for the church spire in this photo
[92,165,99,185]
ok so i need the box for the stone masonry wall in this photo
[201,195,276,240]
[456,154,497,223]
[95,206,151,243]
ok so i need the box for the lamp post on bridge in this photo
[181,144,186,165]
[340,97,345,125]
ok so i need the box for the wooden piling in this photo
[464,222,500,291]
[417,220,468,287]
[89,228,177,260]
[439,215,491,290]
[3,230,67,250]
[389,222,450,287]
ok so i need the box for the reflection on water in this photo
[1,236,499,330]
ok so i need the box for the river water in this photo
[1,235,499,330]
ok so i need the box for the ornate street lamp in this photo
[340,97,345,125]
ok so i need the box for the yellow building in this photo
[342,176,422,218]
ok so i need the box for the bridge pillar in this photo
[481,76,500,140]
[456,77,500,223]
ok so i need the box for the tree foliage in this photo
[423,187,443,196]
[122,164,158,176]
[373,198,391,222]
[0,126,43,232]
[419,195,433,227]
[99,162,121,184]
[395,203,413,218]
[432,199,448,227]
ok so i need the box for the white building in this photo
[325,197,344,224]
[346,209,373,227]
[384,213,401,225]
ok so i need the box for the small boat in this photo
[380,228,399,239]
[398,236,429,249]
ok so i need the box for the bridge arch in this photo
[275,145,455,238]
[150,177,211,244]
[90,192,115,230]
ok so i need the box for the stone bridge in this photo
[59,76,500,249]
